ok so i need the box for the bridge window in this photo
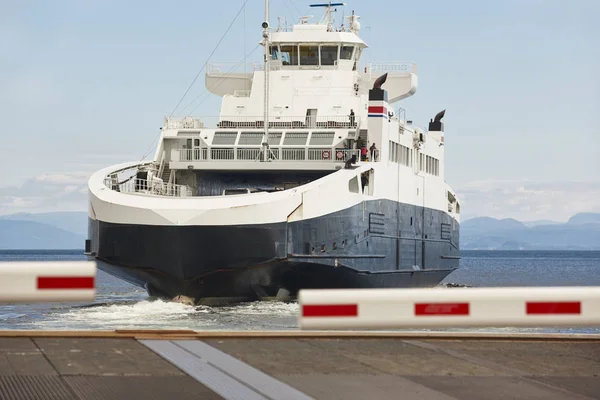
[320,45,338,66]
[267,132,282,145]
[340,46,354,60]
[269,46,279,60]
[280,45,298,65]
[213,132,238,145]
[283,132,308,145]
[239,132,263,145]
[299,45,318,66]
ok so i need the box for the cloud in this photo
[456,180,600,222]
[0,172,90,215]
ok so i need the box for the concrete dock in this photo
[0,331,599,400]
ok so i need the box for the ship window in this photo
[213,132,238,145]
[280,45,298,65]
[283,132,308,145]
[269,45,279,60]
[239,132,263,145]
[348,176,359,193]
[320,45,338,65]
[267,132,282,145]
[309,132,334,145]
[299,45,318,66]
[340,45,354,60]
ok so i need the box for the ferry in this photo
[85,1,461,305]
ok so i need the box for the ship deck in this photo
[0,330,599,400]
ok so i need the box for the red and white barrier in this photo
[297,287,600,330]
[0,261,96,303]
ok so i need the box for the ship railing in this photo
[207,62,256,74]
[163,116,205,129]
[172,148,360,163]
[104,176,193,197]
[366,62,418,74]
[232,90,251,97]
[216,115,359,129]
[163,115,360,130]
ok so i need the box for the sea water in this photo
[1,250,599,333]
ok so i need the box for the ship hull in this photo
[88,199,460,305]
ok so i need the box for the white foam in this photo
[32,299,300,330]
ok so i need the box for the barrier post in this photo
[0,261,97,303]
[298,287,600,330]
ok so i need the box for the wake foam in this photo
[33,299,300,330]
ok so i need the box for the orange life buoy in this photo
[322,150,331,159]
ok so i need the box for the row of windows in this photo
[420,154,440,176]
[388,141,412,167]
[388,141,440,176]
[270,44,358,66]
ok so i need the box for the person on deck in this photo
[360,145,368,161]
[370,143,377,161]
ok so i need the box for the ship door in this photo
[193,138,201,160]
[306,109,317,128]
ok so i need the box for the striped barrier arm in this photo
[0,261,96,303]
[297,287,600,330]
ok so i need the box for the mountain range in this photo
[0,211,599,250]
[0,212,87,250]
[461,212,600,250]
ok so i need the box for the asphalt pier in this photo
[0,331,599,400]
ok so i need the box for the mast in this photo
[310,1,346,30]
[261,0,270,161]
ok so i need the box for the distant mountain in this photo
[461,212,600,250]
[0,212,88,236]
[522,219,562,228]
[0,220,85,250]
[567,213,600,225]
[460,217,526,234]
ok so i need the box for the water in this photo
[1,250,599,333]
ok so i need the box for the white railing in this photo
[207,63,256,74]
[176,148,205,161]
[163,116,205,129]
[216,115,359,129]
[173,148,360,163]
[233,90,251,97]
[366,62,417,74]
[104,177,193,197]
[163,115,360,130]
[237,148,261,160]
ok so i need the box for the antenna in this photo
[261,0,270,162]
[310,1,346,29]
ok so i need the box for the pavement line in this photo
[174,340,314,400]
[140,340,313,400]
[140,339,268,400]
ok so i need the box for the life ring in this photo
[336,150,344,160]
[322,150,331,159]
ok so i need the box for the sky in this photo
[0,0,598,221]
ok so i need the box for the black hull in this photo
[87,199,460,304]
